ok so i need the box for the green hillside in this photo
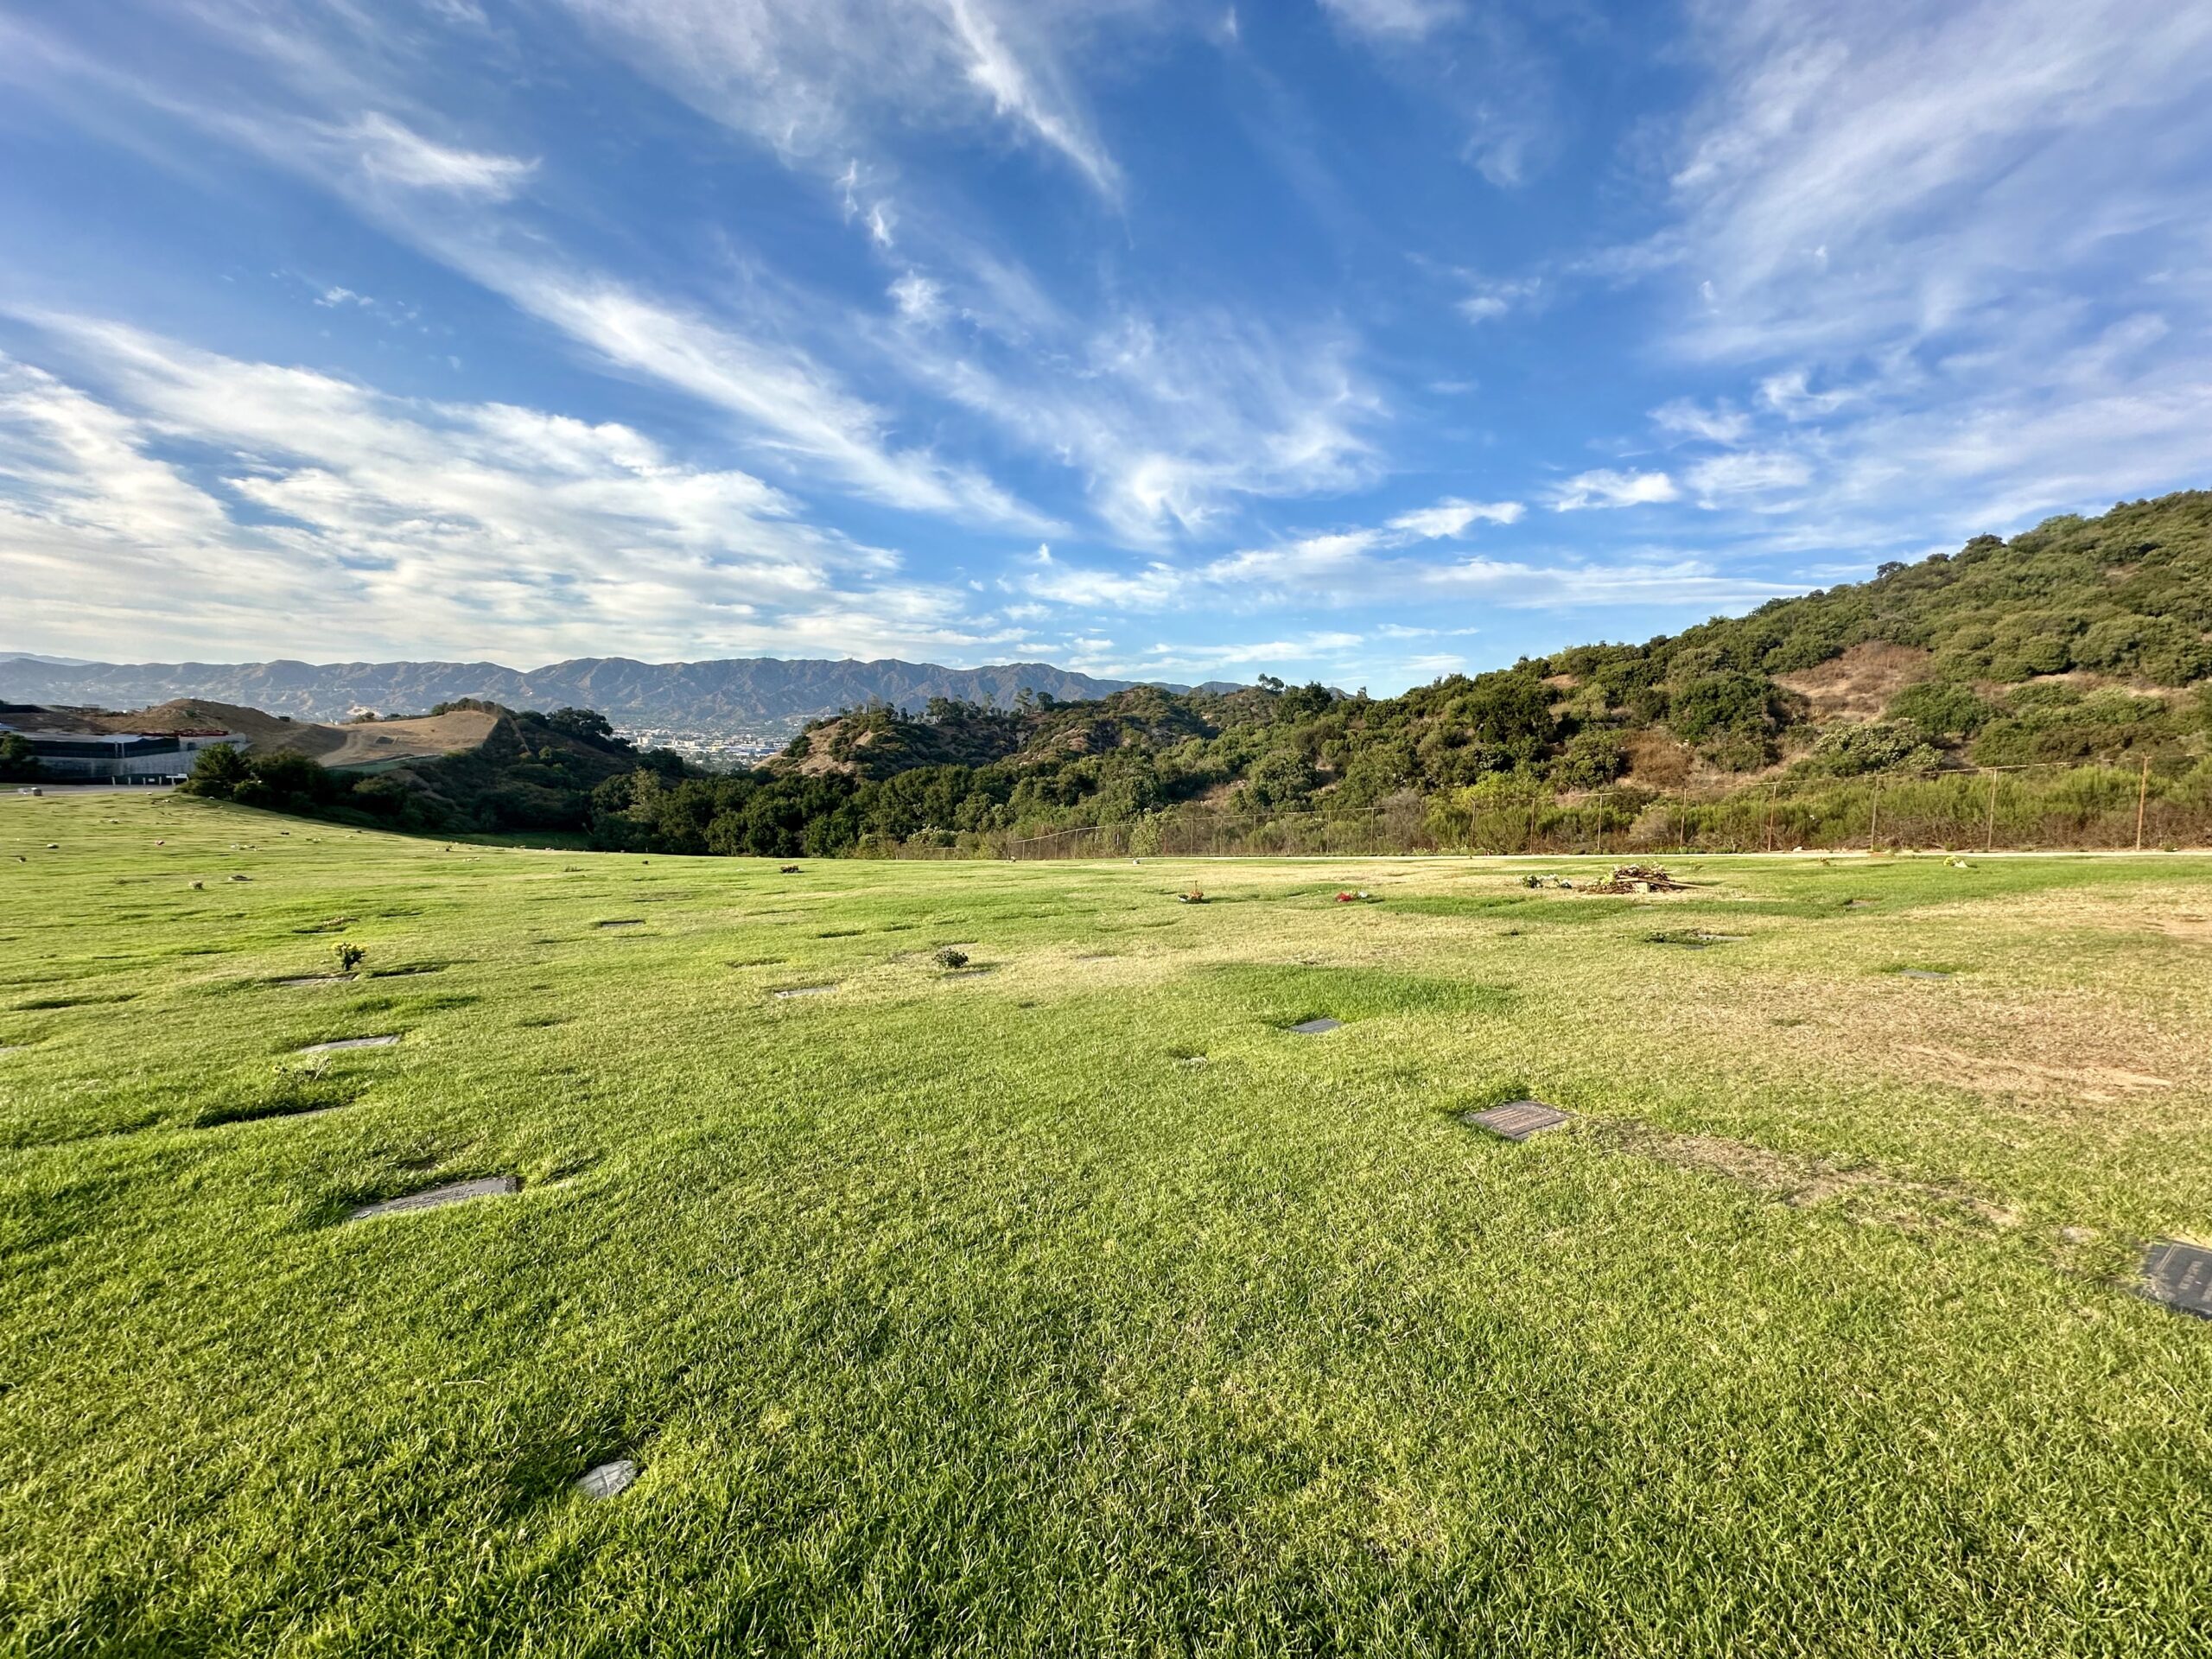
[593,492,2212,855]
[165,492,2212,855]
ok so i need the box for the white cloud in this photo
[1317,0,1463,42]
[1417,554,1795,608]
[1668,0,2212,361]
[1683,449,1811,502]
[1387,497,1523,537]
[1020,544,1189,609]
[888,272,947,327]
[1550,469,1680,512]
[0,323,996,664]
[556,0,1125,197]
[1756,369,1855,421]
[349,112,537,198]
[906,307,1382,543]
[1651,397,1750,443]
[1004,495,1796,621]
[426,255,1056,532]
[1459,275,1541,325]
[1319,0,1555,187]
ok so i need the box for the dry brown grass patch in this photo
[1591,1121,2023,1232]
[1774,641,1935,721]
[1900,1045,2173,1103]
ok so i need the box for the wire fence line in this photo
[876,757,2212,861]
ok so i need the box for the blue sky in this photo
[2,1,2209,692]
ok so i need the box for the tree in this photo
[181,742,252,799]
[546,707,616,743]
[0,733,38,783]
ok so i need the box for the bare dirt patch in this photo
[1900,1045,2173,1104]
[316,710,499,767]
[1775,641,1935,721]
[1621,729,1694,789]
[1591,1122,2021,1232]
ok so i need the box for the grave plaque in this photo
[296,1034,401,1055]
[348,1175,521,1222]
[2140,1239,2212,1319]
[577,1459,640,1500]
[1462,1100,1572,1141]
[1290,1018,1342,1034]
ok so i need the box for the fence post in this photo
[2137,754,2151,851]
[1868,775,1880,849]
[1985,772,1997,853]
[1596,792,1605,857]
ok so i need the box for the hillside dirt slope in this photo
[47,699,497,767]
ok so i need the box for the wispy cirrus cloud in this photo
[901,303,1384,543]
[1007,492,1788,623]
[555,0,1128,197]
[1316,0,1463,42]
[1317,0,1560,187]
[1669,0,2212,363]
[349,111,537,197]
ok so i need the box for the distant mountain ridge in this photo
[0,655,1187,736]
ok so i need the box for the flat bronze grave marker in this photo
[1898,969,1953,980]
[2140,1239,2212,1319]
[1462,1100,1572,1141]
[577,1459,640,1500]
[1290,1017,1342,1034]
[348,1175,521,1223]
[296,1034,401,1055]
[276,975,355,988]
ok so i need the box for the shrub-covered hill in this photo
[179,492,2212,855]
[585,491,2212,855]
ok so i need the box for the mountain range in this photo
[0,654,1197,737]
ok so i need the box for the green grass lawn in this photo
[5,795,2212,1656]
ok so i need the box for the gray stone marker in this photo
[1290,1017,1342,1034]
[348,1175,521,1222]
[1898,969,1954,980]
[296,1034,401,1055]
[2140,1239,2212,1319]
[774,983,838,998]
[276,975,356,988]
[1462,1100,1573,1141]
[577,1459,640,1500]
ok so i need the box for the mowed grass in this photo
[4,797,2212,1656]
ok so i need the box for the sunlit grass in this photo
[3,794,2210,1655]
